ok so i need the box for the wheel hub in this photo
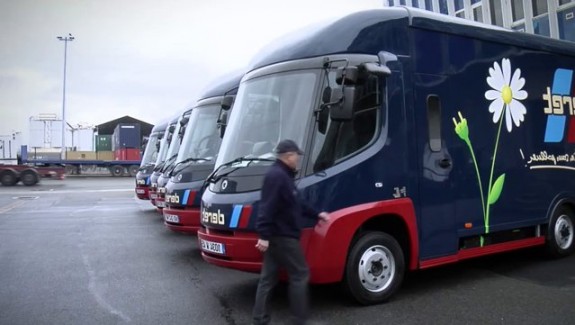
[555,215,574,250]
[358,245,395,293]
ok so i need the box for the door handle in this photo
[438,158,452,168]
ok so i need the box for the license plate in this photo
[156,201,166,208]
[164,214,179,223]
[150,193,157,199]
[136,189,145,194]
[200,239,226,254]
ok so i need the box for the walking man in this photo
[252,139,330,325]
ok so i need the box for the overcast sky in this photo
[0,0,382,144]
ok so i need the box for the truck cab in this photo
[149,115,179,207]
[135,120,168,200]
[162,73,241,233]
[155,109,192,211]
[198,7,575,304]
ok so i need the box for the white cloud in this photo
[0,0,382,144]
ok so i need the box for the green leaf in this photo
[488,174,506,205]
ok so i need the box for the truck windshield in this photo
[154,127,173,165]
[176,104,221,163]
[215,70,319,167]
[165,120,184,163]
[140,132,161,166]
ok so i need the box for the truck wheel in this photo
[128,165,139,177]
[20,170,39,186]
[110,165,124,177]
[0,170,18,186]
[344,231,405,305]
[546,205,575,258]
[65,165,79,175]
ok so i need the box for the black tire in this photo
[128,165,139,177]
[344,231,405,305]
[20,170,39,186]
[110,165,124,177]
[65,165,76,175]
[0,170,18,186]
[546,205,575,258]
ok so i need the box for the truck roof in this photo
[248,7,575,72]
[198,71,243,101]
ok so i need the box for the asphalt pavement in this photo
[0,177,574,325]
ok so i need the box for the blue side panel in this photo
[413,27,575,259]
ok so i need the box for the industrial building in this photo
[26,114,153,161]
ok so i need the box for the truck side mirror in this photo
[218,111,228,138]
[336,66,359,85]
[330,86,355,121]
[168,125,176,133]
[221,95,235,111]
[322,87,332,104]
[179,117,189,127]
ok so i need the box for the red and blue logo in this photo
[542,68,575,143]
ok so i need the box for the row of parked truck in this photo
[133,7,575,304]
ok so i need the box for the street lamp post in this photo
[57,34,74,160]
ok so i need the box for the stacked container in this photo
[94,134,113,160]
[112,123,141,161]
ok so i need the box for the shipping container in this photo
[112,123,141,150]
[114,148,140,161]
[95,135,112,151]
[96,151,114,160]
[66,151,97,160]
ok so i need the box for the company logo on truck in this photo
[201,208,225,225]
[542,68,575,143]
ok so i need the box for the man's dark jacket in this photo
[256,159,319,240]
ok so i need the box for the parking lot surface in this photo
[1,178,574,324]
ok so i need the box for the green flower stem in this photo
[464,138,485,219]
[486,113,504,234]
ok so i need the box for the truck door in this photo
[413,74,458,260]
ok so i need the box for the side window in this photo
[427,95,442,152]
[310,74,380,173]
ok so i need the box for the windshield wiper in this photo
[138,162,155,171]
[170,157,211,176]
[205,156,275,185]
[160,154,178,173]
[153,161,165,172]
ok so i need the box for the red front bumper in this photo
[135,186,149,200]
[197,228,262,273]
[163,207,201,234]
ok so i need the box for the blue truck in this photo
[162,72,242,233]
[135,120,169,200]
[149,114,180,206]
[153,108,192,211]
[197,7,575,304]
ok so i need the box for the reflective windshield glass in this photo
[154,127,173,165]
[166,120,184,160]
[140,132,161,166]
[177,104,221,163]
[216,70,318,167]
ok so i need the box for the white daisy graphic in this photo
[484,58,528,132]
